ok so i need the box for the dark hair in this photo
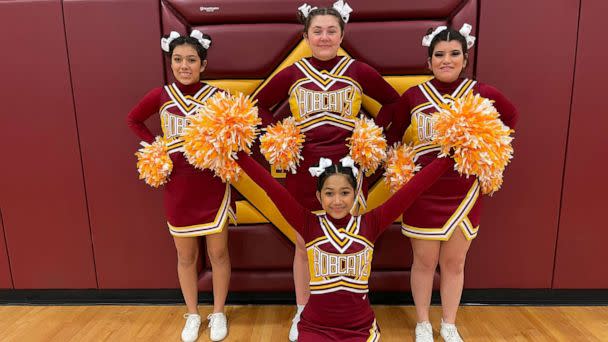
[427,27,468,58]
[297,7,345,35]
[164,33,212,61]
[316,164,357,191]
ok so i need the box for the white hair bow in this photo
[421,23,476,49]
[421,26,447,47]
[458,23,476,49]
[309,158,333,177]
[339,156,359,177]
[333,0,353,23]
[161,31,181,52]
[298,3,318,18]
[190,30,212,50]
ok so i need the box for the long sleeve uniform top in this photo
[237,151,452,339]
[126,82,235,233]
[388,78,519,236]
[254,55,400,210]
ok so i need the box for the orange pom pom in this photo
[432,92,514,195]
[384,143,420,193]
[347,117,387,173]
[260,117,305,173]
[183,92,260,182]
[216,158,242,184]
[135,137,173,188]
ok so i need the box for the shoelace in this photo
[183,314,200,330]
[207,313,225,328]
[415,323,432,338]
[442,324,461,340]
[416,330,428,337]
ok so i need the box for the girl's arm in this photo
[353,61,400,130]
[126,87,163,143]
[478,83,519,129]
[253,68,294,126]
[386,92,413,145]
[236,151,312,236]
[366,157,454,238]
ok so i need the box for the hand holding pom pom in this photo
[431,92,514,195]
[347,117,387,173]
[183,92,261,183]
[384,143,421,193]
[135,137,173,187]
[260,117,305,173]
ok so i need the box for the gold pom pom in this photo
[183,92,261,183]
[135,137,173,188]
[347,117,387,173]
[384,143,421,193]
[432,92,514,195]
[260,117,305,173]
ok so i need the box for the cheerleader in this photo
[253,2,400,339]
[235,150,453,341]
[126,31,234,342]
[388,24,519,342]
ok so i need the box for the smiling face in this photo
[170,44,207,85]
[428,40,467,83]
[304,14,344,61]
[316,173,355,220]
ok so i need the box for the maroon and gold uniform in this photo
[255,56,399,211]
[236,151,453,341]
[126,82,236,237]
[389,78,518,241]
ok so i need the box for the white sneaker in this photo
[415,321,434,342]
[289,305,304,342]
[181,313,201,342]
[440,320,463,342]
[207,312,228,341]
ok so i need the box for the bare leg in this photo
[205,225,231,313]
[173,236,201,314]
[410,238,441,322]
[439,228,472,324]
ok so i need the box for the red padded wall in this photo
[166,0,463,24]
[197,25,303,79]
[2,0,603,292]
[63,0,179,288]
[0,0,97,288]
[342,20,447,75]
[554,0,608,288]
[341,0,477,75]
[467,0,580,288]
[205,226,294,271]
[0,212,12,289]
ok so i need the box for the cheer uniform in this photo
[255,55,399,211]
[236,151,453,341]
[126,81,236,237]
[389,78,518,240]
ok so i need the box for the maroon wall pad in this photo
[0,0,96,289]
[63,0,178,288]
[554,0,608,289]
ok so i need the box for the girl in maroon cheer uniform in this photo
[236,150,453,341]
[127,31,233,342]
[253,3,400,338]
[388,25,519,342]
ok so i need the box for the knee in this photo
[412,252,439,272]
[439,255,466,275]
[207,245,229,265]
[177,249,198,267]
